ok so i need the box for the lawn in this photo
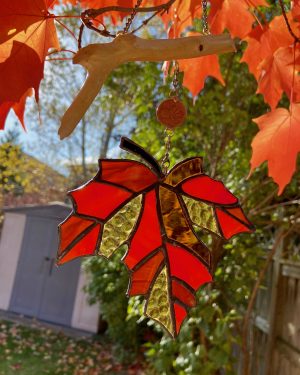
[0,320,145,375]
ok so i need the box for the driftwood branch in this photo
[59,33,235,139]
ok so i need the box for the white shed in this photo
[0,203,100,333]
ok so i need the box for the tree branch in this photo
[80,0,176,39]
[82,0,176,19]
[278,0,300,43]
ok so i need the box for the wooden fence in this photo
[247,253,300,375]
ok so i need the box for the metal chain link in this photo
[161,129,174,174]
[170,61,180,97]
[123,0,143,34]
[202,0,210,35]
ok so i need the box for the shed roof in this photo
[4,202,72,219]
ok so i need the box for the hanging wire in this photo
[170,61,180,97]
[123,0,143,33]
[161,129,174,174]
[202,0,210,35]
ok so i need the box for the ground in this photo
[0,320,145,375]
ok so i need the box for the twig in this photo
[278,0,300,43]
[248,188,277,216]
[131,9,164,34]
[78,23,85,49]
[46,57,73,61]
[47,49,76,56]
[55,18,78,41]
[251,199,300,216]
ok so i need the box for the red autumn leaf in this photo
[0,0,59,130]
[292,0,300,20]
[0,89,33,130]
[250,104,300,194]
[57,138,254,337]
[165,0,202,38]
[257,45,300,109]
[176,32,224,97]
[241,14,300,108]
[241,24,267,80]
[179,54,224,97]
[209,0,268,39]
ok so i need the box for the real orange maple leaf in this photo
[257,45,300,109]
[209,0,268,39]
[165,0,202,38]
[250,104,300,194]
[292,0,300,20]
[179,55,224,97]
[0,89,33,130]
[0,0,59,129]
[178,32,224,97]
[242,14,300,109]
[241,15,296,78]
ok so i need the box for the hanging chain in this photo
[161,129,174,174]
[170,61,180,97]
[123,0,143,34]
[202,0,210,35]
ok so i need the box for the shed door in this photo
[9,216,80,326]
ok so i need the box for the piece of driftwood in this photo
[59,33,235,139]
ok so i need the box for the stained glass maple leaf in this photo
[57,137,254,337]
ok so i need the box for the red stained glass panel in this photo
[57,224,101,265]
[172,280,196,307]
[58,215,94,255]
[99,161,158,192]
[225,207,253,226]
[70,181,132,220]
[216,208,253,239]
[174,303,187,335]
[124,189,162,270]
[167,243,212,290]
[181,175,238,205]
[128,251,164,296]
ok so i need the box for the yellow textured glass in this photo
[183,196,220,235]
[145,267,172,334]
[99,195,142,257]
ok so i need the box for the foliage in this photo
[0,319,144,374]
[0,139,66,212]
[1,0,300,192]
[84,250,148,363]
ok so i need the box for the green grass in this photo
[0,320,144,374]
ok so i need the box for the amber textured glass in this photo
[164,158,203,186]
[159,185,211,266]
